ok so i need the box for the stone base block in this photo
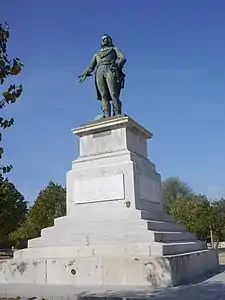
[0,249,218,287]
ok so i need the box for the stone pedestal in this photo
[67,116,163,218]
[0,116,219,287]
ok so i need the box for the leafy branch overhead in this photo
[0,22,23,175]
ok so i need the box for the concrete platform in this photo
[0,265,224,300]
[0,248,218,287]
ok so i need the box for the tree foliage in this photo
[172,193,225,244]
[210,199,225,245]
[172,194,211,240]
[0,177,27,243]
[0,23,23,175]
[162,177,193,214]
[10,181,66,242]
[163,177,225,245]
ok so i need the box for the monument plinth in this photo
[0,116,219,287]
[67,116,163,217]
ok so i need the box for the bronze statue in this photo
[78,34,126,118]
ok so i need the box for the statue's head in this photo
[101,34,114,48]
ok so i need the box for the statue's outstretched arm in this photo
[114,47,126,69]
[78,54,97,83]
[83,54,97,75]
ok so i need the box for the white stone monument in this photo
[0,115,219,287]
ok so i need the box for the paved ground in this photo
[0,254,225,299]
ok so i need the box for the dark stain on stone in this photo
[33,261,39,267]
[9,261,18,276]
[125,200,131,208]
[16,261,28,274]
[0,263,3,272]
[68,260,75,267]
[144,261,153,266]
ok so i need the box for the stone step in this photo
[53,210,177,229]
[140,210,175,223]
[153,241,207,256]
[42,219,148,237]
[54,215,66,225]
[27,237,41,248]
[53,214,147,227]
[16,242,154,259]
[147,220,186,232]
[164,214,176,223]
[153,231,197,243]
[28,234,88,248]
[52,216,183,234]
[30,229,154,248]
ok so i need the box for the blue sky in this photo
[1,0,225,202]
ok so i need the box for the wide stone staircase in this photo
[24,208,206,259]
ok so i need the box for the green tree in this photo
[171,194,211,240]
[11,181,66,242]
[213,198,225,214]
[162,177,193,214]
[171,194,225,246]
[0,177,27,243]
[0,23,23,176]
[209,199,225,247]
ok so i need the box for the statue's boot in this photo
[103,110,110,118]
[102,101,111,118]
[113,100,122,116]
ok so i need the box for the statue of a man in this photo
[78,34,126,118]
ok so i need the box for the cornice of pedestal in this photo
[72,115,153,139]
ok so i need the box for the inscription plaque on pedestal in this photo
[74,174,125,203]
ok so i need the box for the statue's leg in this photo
[106,71,121,116]
[96,68,111,117]
[112,100,121,116]
[101,100,111,118]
